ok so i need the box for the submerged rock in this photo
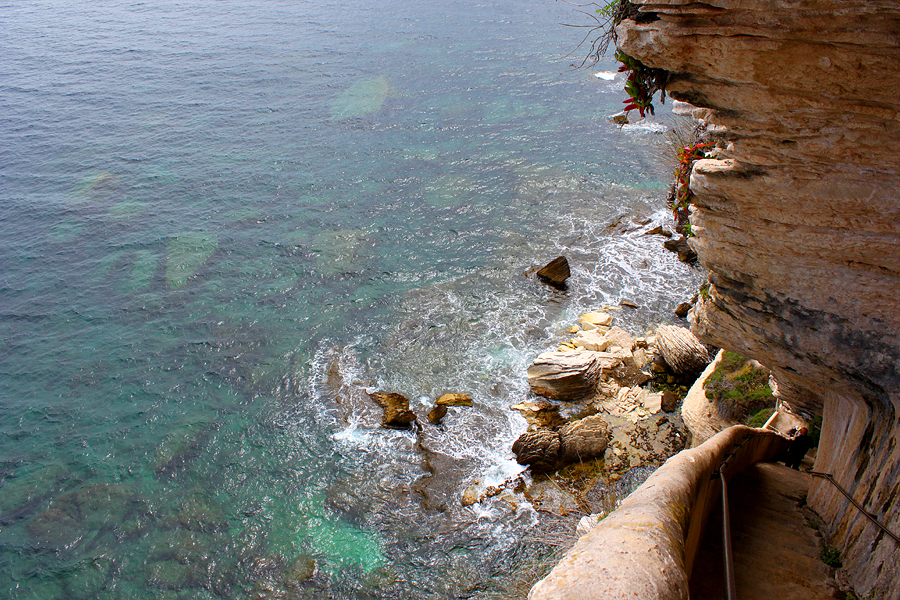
[367,391,417,429]
[536,256,570,288]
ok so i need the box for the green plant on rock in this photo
[819,542,842,568]
[615,50,667,118]
[745,407,775,428]
[671,141,709,232]
[703,351,775,423]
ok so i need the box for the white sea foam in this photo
[594,71,617,80]
[622,119,668,133]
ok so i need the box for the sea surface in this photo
[0,1,703,598]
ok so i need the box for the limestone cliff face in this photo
[617,1,900,596]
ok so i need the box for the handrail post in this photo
[721,473,737,600]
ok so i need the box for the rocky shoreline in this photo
[506,306,714,529]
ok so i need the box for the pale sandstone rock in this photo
[616,2,900,595]
[571,329,609,352]
[643,392,663,414]
[575,514,602,537]
[579,312,613,328]
[527,350,604,402]
[680,351,736,447]
[655,325,710,375]
[632,347,647,369]
[604,326,636,352]
[529,426,789,600]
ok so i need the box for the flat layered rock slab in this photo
[690,462,836,600]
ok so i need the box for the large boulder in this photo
[527,350,605,401]
[559,415,609,464]
[512,429,560,472]
[655,325,711,375]
[536,256,570,288]
[512,416,611,472]
[528,349,651,402]
[367,391,417,429]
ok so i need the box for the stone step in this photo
[690,462,837,600]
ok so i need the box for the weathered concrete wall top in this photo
[528,426,787,600]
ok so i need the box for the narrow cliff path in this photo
[690,461,837,599]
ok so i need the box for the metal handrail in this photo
[714,430,771,600]
[808,470,900,546]
[720,475,737,600]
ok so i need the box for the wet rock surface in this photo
[435,392,473,407]
[368,391,418,429]
[536,256,571,288]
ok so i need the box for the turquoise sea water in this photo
[1,1,702,598]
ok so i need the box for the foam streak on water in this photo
[1,1,702,598]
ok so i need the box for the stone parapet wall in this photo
[528,425,787,600]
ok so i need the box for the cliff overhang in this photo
[541,1,900,597]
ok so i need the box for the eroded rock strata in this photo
[617,1,899,596]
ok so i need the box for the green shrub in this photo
[703,351,775,422]
[820,542,842,568]
[745,407,775,428]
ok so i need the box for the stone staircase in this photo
[690,460,838,599]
